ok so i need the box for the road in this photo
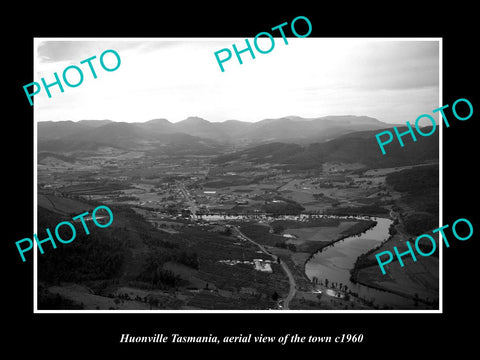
[278,255,297,309]
[234,227,297,310]
[177,182,297,309]
[179,183,198,220]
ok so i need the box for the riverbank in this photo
[303,217,427,309]
[349,230,395,283]
[350,277,436,308]
[348,221,439,307]
[207,213,436,309]
[303,219,378,266]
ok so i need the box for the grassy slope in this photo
[38,194,290,310]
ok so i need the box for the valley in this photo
[37,117,439,311]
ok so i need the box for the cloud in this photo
[350,40,440,91]
[34,38,440,124]
[36,40,187,63]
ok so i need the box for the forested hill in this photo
[212,126,439,169]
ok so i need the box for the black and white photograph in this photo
[34,38,440,312]
[5,5,478,355]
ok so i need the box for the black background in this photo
[4,3,478,356]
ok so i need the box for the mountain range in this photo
[38,115,394,152]
[38,116,438,169]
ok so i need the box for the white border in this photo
[438,38,443,313]
[33,37,443,314]
[34,39,39,312]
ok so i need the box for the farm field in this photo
[283,221,358,244]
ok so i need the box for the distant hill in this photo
[168,115,390,143]
[38,120,219,154]
[242,115,388,143]
[37,117,437,169]
[38,115,395,152]
[37,119,114,141]
[213,126,439,169]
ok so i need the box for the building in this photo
[253,259,272,273]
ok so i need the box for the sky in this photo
[33,38,440,124]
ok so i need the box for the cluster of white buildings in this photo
[218,258,273,273]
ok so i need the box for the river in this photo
[200,213,420,309]
[305,217,418,309]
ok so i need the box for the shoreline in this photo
[350,277,437,307]
[300,216,423,308]
[303,218,379,267]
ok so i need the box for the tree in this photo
[325,278,329,288]
[272,224,284,234]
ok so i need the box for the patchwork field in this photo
[283,221,358,244]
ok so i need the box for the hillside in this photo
[213,126,439,169]
[38,121,220,154]
[38,115,394,151]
